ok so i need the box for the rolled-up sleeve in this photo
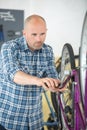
[1,43,23,82]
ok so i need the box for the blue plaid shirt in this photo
[0,36,58,130]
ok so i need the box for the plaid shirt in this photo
[0,36,58,130]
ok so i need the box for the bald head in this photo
[24,14,47,29]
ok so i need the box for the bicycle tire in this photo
[51,43,75,129]
[60,43,75,128]
[79,11,87,104]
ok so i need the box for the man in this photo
[0,14,62,130]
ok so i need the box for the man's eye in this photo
[32,34,37,36]
[40,33,45,36]
[32,33,45,37]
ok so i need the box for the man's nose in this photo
[36,35,41,41]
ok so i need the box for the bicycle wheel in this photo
[60,43,75,128]
[79,11,87,104]
[51,55,78,114]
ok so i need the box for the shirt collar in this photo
[20,36,29,51]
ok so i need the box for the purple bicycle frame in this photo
[85,70,87,120]
[58,69,87,130]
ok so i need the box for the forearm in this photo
[13,70,39,85]
[13,70,64,93]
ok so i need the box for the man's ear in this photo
[22,29,26,36]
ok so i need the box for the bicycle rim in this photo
[60,43,75,129]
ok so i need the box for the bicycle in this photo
[51,11,87,130]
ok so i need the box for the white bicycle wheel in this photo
[80,11,87,104]
[60,43,75,128]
